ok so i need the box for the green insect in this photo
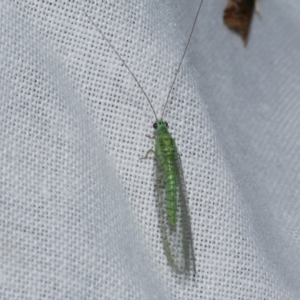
[141,116,196,274]
[84,0,203,274]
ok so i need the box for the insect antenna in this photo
[83,10,158,120]
[161,0,204,119]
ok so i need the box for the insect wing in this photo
[155,148,195,274]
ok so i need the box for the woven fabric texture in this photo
[1,0,299,299]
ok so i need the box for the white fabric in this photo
[1,0,299,299]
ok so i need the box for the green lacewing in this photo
[84,0,203,274]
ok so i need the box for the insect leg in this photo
[140,149,155,160]
[255,0,259,12]
[255,0,261,18]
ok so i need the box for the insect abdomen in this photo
[156,131,178,226]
